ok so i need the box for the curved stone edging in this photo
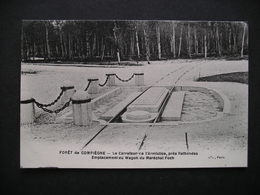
[108,85,231,126]
[174,85,231,114]
[209,88,231,114]
[57,85,231,126]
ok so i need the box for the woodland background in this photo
[21,20,248,63]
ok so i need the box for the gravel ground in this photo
[20,59,248,168]
[181,91,221,121]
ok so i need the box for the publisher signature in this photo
[208,155,225,160]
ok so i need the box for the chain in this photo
[84,80,92,91]
[115,73,135,82]
[35,99,71,114]
[33,89,64,108]
[98,75,110,87]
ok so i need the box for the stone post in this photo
[106,73,116,86]
[87,77,99,94]
[135,73,144,86]
[71,91,92,126]
[20,93,35,125]
[60,80,75,105]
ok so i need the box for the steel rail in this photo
[82,85,152,149]
[82,62,198,149]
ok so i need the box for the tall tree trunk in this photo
[216,24,221,56]
[143,28,150,63]
[241,23,246,57]
[80,39,84,59]
[116,49,121,64]
[194,28,198,55]
[55,45,59,58]
[21,27,24,60]
[113,22,120,64]
[33,41,36,60]
[81,39,85,60]
[101,36,105,61]
[59,31,64,58]
[204,28,207,58]
[201,35,204,54]
[77,38,81,58]
[40,45,44,58]
[156,24,161,60]
[85,32,88,57]
[187,24,191,58]
[45,23,51,59]
[130,33,135,58]
[172,22,176,58]
[140,35,144,55]
[25,35,29,60]
[68,33,72,59]
[135,27,140,59]
[97,35,100,56]
[92,33,96,57]
[64,37,67,58]
[178,25,183,58]
[233,34,237,54]
[228,25,232,52]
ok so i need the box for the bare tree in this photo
[178,24,183,57]
[193,27,198,55]
[241,22,247,57]
[44,21,51,59]
[156,23,161,59]
[204,24,207,58]
[171,22,176,58]
[135,26,140,59]
[215,23,222,56]
[187,23,191,58]
[113,22,120,64]
[143,27,150,63]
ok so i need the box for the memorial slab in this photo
[161,91,186,121]
[127,87,169,113]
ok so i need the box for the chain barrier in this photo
[98,75,110,87]
[115,73,135,82]
[35,98,72,114]
[33,89,64,108]
[84,80,92,91]
[33,72,137,114]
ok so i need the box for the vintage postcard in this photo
[20,20,248,168]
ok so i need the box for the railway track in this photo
[137,63,198,150]
[82,62,200,149]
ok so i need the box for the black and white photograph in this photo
[20,20,248,168]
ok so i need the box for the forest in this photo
[21,20,248,63]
